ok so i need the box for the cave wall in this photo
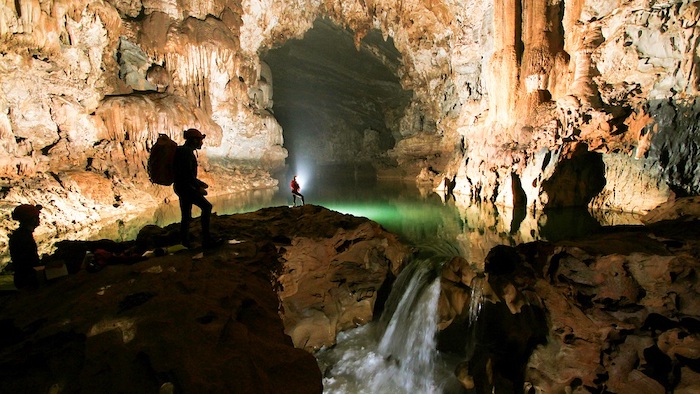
[0,0,285,258]
[446,0,699,213]
[453,1,699,212]
[1,0,699,259]
[238,0,699,213]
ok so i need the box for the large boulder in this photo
[223,204,410,351]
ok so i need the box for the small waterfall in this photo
[317,259,458,393]
[463,274,486,369]
[468,274,485,326]
[374,262,441,392]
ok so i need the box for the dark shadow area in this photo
[541,144,607,208]
[314,163,377,182]
[510,173,527,234]
[438,246,548,394]
[538,144,606,241]
[538,207,603,242]
[261,18,412,175]
[644,97,700,196]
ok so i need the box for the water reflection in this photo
[95,177,644,268]
[91,188,284,242]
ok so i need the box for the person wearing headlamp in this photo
[173,128,220,248]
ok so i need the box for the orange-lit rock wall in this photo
[448,0,698,214]
[0,0,283,255]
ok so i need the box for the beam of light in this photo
[292,158,314,191]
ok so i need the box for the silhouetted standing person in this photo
[290,175,304,207]
[9,204,43,289]
[173,128,217,248]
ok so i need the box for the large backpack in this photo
[147,133,178,186]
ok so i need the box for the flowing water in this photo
[316,258,456,393]
[315,256,490,394]
[468,275,485,327]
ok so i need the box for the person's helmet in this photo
[12,204,42,223]
[183,128,206,140]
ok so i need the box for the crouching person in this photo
[9,204,43,289]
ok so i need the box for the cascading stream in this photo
[468,274,485,326]
[316,259,462,393]
[374,263,441,392]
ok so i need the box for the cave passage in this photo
[261,18,412,182]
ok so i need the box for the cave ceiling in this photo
[261,18,412,166]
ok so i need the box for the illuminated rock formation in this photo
[274,205,409,351]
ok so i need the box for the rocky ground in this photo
[0,205,408,393]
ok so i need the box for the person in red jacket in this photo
[290,175,305,207]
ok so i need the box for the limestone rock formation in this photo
[232,204,410,351]
[258,0,699,217]
[277,220,408,350]
[437,197,700,393]
[0,205,407,392]
[0,0,285,265]
[2,7,700,392]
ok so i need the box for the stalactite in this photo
[488,0,520,129]
[518,0,561,116]
[680,1,700,94]
[95,94,219,145]
[0,0,699,271]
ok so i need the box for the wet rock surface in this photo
[439,197,700,393]
[0,205,408,393]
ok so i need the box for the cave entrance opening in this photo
[261,18,412,189]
